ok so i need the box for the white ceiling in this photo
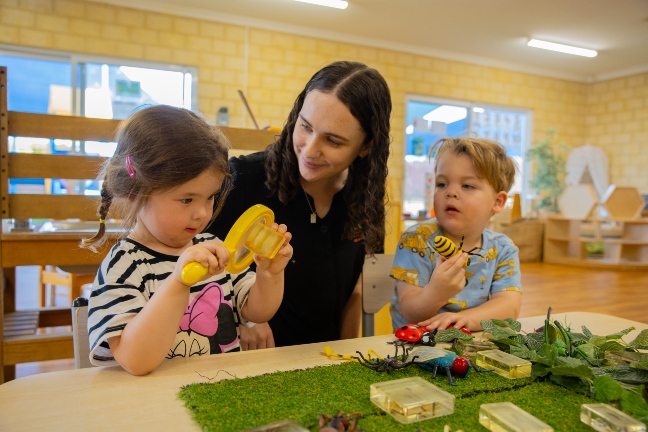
[90,0,648,83]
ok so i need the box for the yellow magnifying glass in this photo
[181,204,284,285]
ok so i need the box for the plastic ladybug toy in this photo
[394,324,436,347]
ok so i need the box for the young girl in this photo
[82,105,293,376]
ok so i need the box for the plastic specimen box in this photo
[455,340,497,356]
[581,403,646,432]
[475,349,532,379]
[479,402,553,432]
[370,376,455,424]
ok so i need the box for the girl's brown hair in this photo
[82,105,232,250]
[264,61,392,254]
[431,137,517,193]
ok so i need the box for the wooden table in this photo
[0,312,645,431]
[1,231,120,382]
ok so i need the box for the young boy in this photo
[390,137,522,332]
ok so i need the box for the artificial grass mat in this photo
[178,360,595,431]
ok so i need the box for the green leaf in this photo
[490,326,518,340]
[434,328,474,342]
[531,363,550,379]
[510,345,532,359]
[620,385,648,418]
[582,326,593,339]
[629,361,648,371]
[590,336,608,347]
[503,318,522,332]
[480,320,497,335]
[593,366,648,385]
[549,374,589,394]
[598,340,629,353]
[550,365,593,379]
[593,376,624,402]
[555,357,586,368]
[525,332,545,350]
[630,329,648,349]
[605,327,635,340]
[532,344,558,367]
[568,332,589,344]
[575,343,598,360]
[546,323,558,344]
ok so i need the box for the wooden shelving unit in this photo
[543,215,648,270]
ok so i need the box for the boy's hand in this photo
[418,312,470,333]
[175,241,230,286]
[426,252,467,299]
[254,224,293,274]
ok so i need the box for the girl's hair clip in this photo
[126,155,136,179]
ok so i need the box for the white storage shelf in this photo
[543,215,648,270]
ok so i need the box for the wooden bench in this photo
[0,65,277,382]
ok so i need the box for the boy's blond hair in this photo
[431,137,517,193]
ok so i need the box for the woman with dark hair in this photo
[208,60,392,348]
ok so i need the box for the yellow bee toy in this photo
[432,234,483,267]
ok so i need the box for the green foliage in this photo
[480,315,648,420]
[434,327,474,343]
[526,129,570,213]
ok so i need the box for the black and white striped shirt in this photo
[87,233,255,366]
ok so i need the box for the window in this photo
[1,46,197,195]
[403,96,532,221]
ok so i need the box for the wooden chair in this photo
[71,296,92,369]
[0,65,277,382]
[361,253,395,337]
[39,265,96,307]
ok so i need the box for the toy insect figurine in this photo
[319,411,365,432]
[431,234,483,267]
[416,350,492,386]
[355,343,419,373]
[393,324,437,347]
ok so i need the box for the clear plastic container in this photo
[476,349,532,379]
[479,402,553,432]
[370,376,455,424]
[581,403,646,432]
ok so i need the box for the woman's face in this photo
[293,90,369,185]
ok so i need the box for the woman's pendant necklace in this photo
[304,189,317,224]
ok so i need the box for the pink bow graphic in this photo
[179,283,233,337]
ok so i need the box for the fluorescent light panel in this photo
[294,0,348,9]
[527,39,597,58]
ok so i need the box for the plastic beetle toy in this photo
[416,351,492,386]
[355,343,419,373]
[319,411,365,432]
[393,324,437,347]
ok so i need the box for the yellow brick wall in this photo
[1,0,599,204]
[585,73,648,193]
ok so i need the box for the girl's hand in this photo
[254,224,293,274]
[175,241,230,286]
[418,312,470,333]
[426,252,467,299]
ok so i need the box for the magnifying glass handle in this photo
[181,262,208,285]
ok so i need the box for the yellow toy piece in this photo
[323,345,381,362]
[181,204,284,284]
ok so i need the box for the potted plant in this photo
[526,129,570,214]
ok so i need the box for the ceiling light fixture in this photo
[527,39,597,58]
[295,0,348,9]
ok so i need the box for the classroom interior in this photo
[1,0,647,382]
